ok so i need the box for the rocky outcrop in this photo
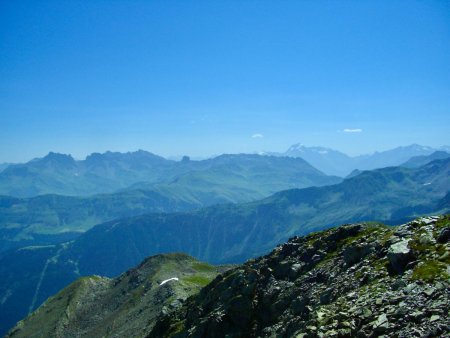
[6,254,226,338]
[151,216,450,337]
[387,239,414,273]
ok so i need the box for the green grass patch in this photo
[435,215,450,231]
[182,275,212,287]
[411,260,449,282]
[192,262,216,273]
[168,320,185,336]
[342,224,387,246]
[373,257,389,274]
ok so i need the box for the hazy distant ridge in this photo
[275,143,450,176]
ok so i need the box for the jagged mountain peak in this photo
[21,152,77,171]
[85,149,166,161]
[43,151,75,160]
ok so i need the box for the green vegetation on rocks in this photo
[150,216,450,337]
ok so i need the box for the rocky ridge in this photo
[6,216,450,338]
[151,216,450,337]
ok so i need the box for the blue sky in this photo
[1,1,449,162]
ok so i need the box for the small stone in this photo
[394,306,408,317]
[343,243,375,266]
[317,310,326,321]
[421,217,435,225]
[423,288,435,297]
[391,279,406,291]
[394,226,412,238]
[324,329,338,337]
[404,283,418,294]
[429,315,440,322]
[337,328,352,336]
[341,321,352,328]
[411,311,425,321]
[363,308,372,319]
[347,291,357,299]
[373,313,389,332]
[435,282,445,290]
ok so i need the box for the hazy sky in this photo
[1,1,450,162]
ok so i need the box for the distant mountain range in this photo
[0,150,173,197]
[0,151,339,198]
[344,151,450,179]
[1,144,448,197]
[272,143,450,176]
[0,154,340,252]
[1,158,448,335]
[401,150,450,168]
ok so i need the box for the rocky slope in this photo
[7,253,228,338]
[151,216,450,337]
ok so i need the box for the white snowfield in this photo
[159,277,179,286]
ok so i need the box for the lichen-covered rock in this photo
[387,239,414,273]
[343,242,376,266]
